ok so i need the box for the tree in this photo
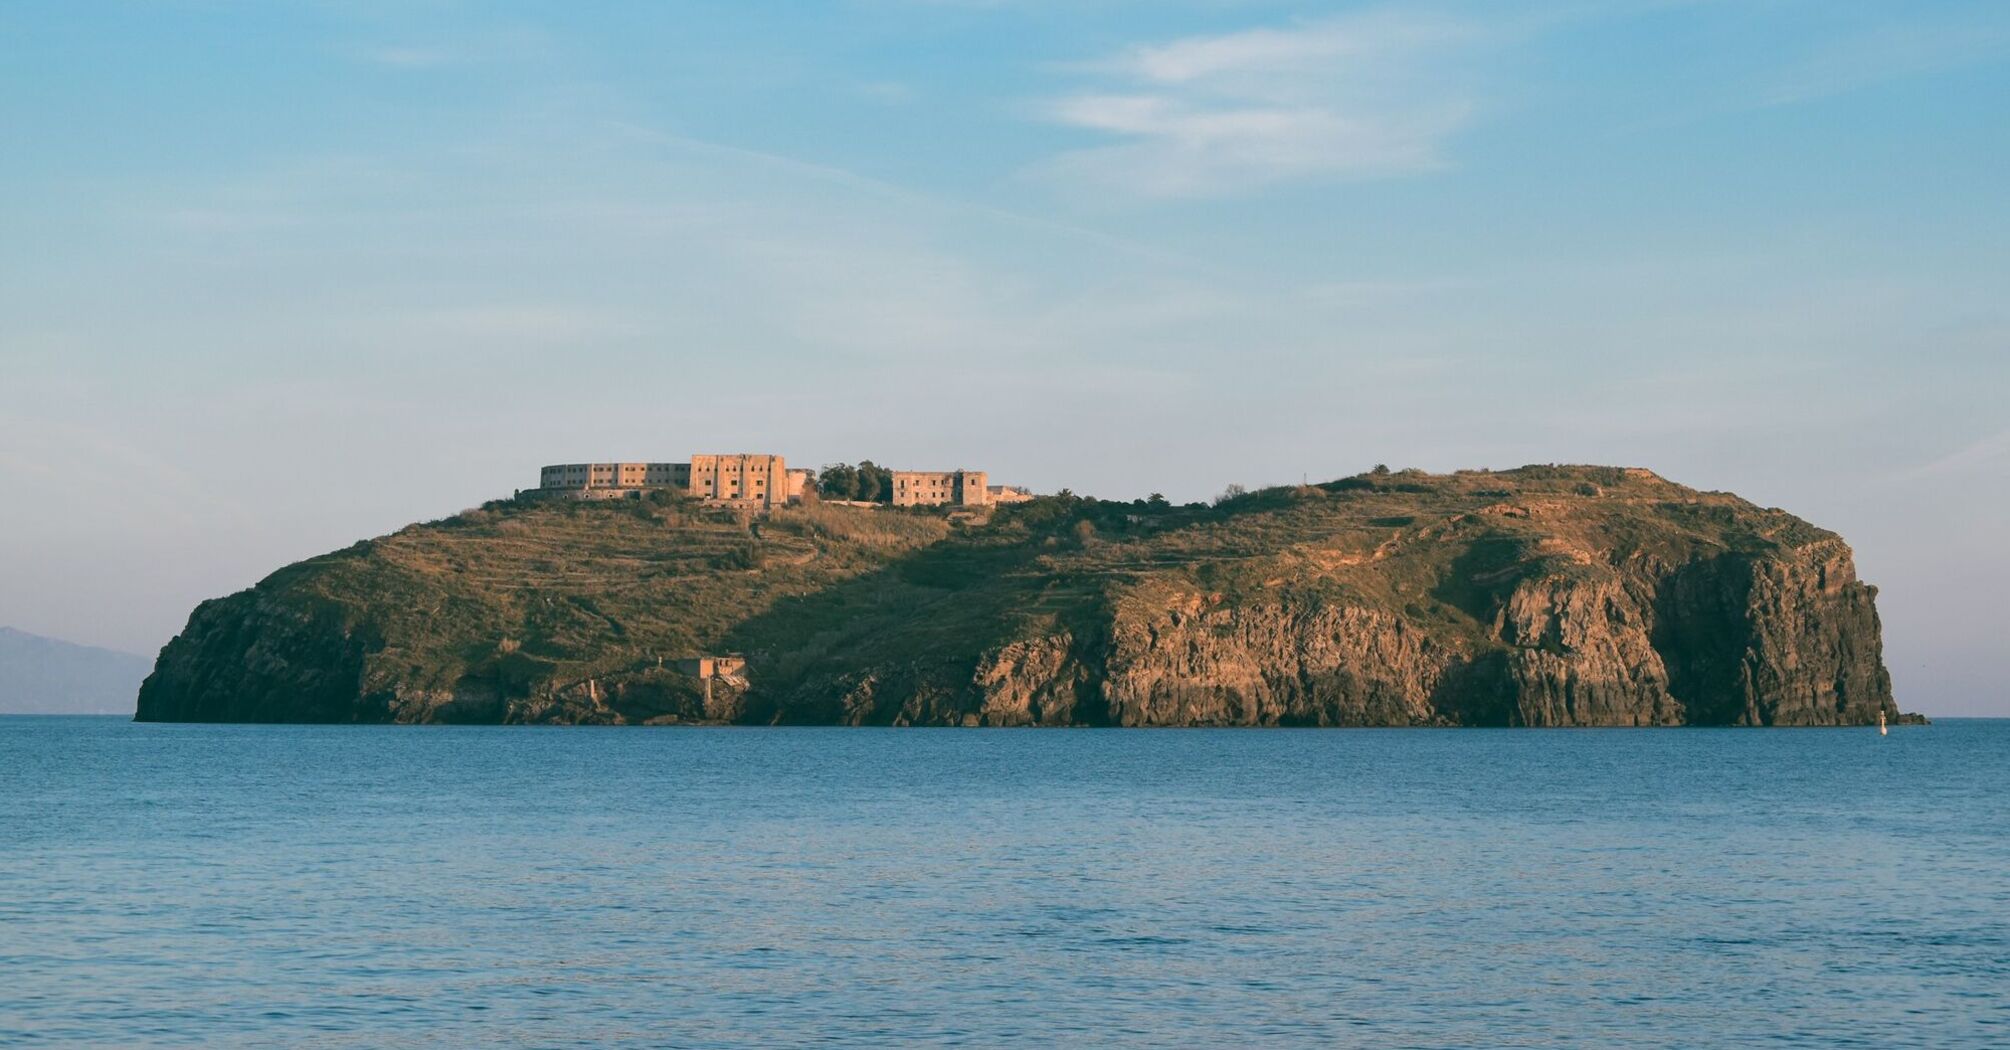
[856,460,893,504]
[1371,464,1391,476]
[818,464,859,501]
[1145,492,1170,510]
[1214,483,1247,506]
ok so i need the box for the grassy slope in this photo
[258,497,952,699]
[722,467,1829,707]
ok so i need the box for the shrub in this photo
[716,540,765,571]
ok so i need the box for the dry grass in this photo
[240,465,1833,703]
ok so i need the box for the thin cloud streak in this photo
[1032,10,1484,199]
[338,25,561,71]
[595,118,1223,274]
[1757,16,2010,108]
[1897,429,2010,481]
[1085,11,1474,85]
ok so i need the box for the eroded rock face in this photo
[136,467,1909,727]
[975,635,1090,726]
[1097,602,1450,727]
[838,539,1893,728]
[1494,573,1680,727]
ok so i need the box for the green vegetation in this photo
[253,496,953,699]
[817,461,895,503]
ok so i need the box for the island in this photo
[135,462,1918,727]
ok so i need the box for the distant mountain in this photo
[0,627,151,715]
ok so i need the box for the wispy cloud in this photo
[358,45,460,69]
[398,305,647,344]
[340,25,558,71]
[855,80,916,104]
[1085,12,1471,85]
[1756,14,2010,108]
[1899,429,2010,480]
[1029,10,1483,198]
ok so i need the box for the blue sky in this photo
[2,1,2006,714]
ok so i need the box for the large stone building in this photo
[538,454,792,508]
[891,469,989,507]
[688,454,789,505]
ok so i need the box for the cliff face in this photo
[137,467,1909,727]
[764,536,1892,728]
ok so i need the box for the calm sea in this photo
[2,717,2005,1048]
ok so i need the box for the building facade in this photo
[891,469,989,507]
[675,655,747,680]
[538,454,789,507]
[538,462,687,497]
[687,454,789,506]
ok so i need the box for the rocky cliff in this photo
[137,466,1911,727]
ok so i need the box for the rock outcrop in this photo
[138,466,1913,727]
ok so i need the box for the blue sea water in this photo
[1,718,2005,1048]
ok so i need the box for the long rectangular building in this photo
[538,462,690,491]
[538,454,793,507]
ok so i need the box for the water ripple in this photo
[0,717,2004,1047]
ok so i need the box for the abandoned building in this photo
[537,454,1023,509]
[675,655,747,680]
[537,454,803,508]
[890,469,988,507]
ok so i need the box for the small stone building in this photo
[675,655,747,680]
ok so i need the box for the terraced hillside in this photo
[137,467,1909,726]
[136,498,951,723]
